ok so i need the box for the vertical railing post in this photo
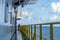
[40,24,42,40]
[32,25,36,40]
[31,25,32,40]
[29,25,30,40]
[27,25,29,39]
[34,25,36,40]
[50,23,53,40]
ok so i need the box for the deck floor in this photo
[17,30,23,40]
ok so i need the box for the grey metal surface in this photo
[0,25,15,40]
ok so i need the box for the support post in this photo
[29,25,30,40]
[31,25,32,40]
[50,24,53,40]
[40,24,42,40]
[32,25,36,40]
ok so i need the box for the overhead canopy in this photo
[12,0,20,5]
[12,0,36,7]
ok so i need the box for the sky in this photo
[0,0,60,25]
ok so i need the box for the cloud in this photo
[22,11,32,17]
[50,15,57,21]
[22,11,29,16]
[39,4,46,10]
[27,16,32,22]
[38,19,41,23]
[42,17,47,22]
[28,16,31,20]
[50,15,60,22]
[51,2,60,13]
[21,11,32,22]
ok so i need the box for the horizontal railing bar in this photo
[21,22,60,26]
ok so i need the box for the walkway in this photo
[17,30,23,40]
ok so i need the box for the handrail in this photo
[20,25,47,40]
[21,22,60,25]
[20,22,60,40]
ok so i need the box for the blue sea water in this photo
[32,25,60,40]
